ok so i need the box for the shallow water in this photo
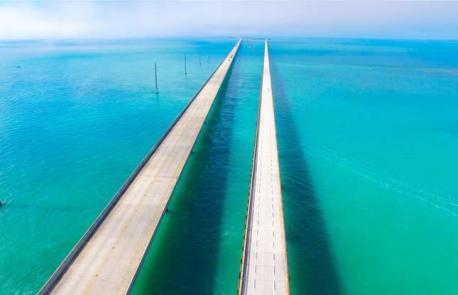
[270,38,458,295]
[0,39,233,294]
[1,38,458,295]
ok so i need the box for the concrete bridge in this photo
[238,39,290,295]
[40,40,241,295]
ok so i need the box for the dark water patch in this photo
[270,60,343,295]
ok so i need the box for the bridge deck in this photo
[41,40,241,295]
[239,40,289,295]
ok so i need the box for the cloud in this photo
[0,3,94,39]
[0,1,458,40]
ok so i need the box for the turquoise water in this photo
[1,38,458,295]
[270,39,458,294]
[131,40,263,294]
[0,39,233,294]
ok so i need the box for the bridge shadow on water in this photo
[131,52,242,295]
[270,61,344,295]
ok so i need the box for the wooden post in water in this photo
[154,62,159,94]
[184,54,187,76]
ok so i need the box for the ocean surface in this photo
[270,39,458,295]
[1,38,458,294]
[0,39,233,293]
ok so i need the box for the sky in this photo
[0,1,458,40]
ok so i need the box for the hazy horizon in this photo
[1,1,458,41]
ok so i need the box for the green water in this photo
[0,39,233,294]
[270,39,458,295]
[131,40,263,294]
[1,38,458,295]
